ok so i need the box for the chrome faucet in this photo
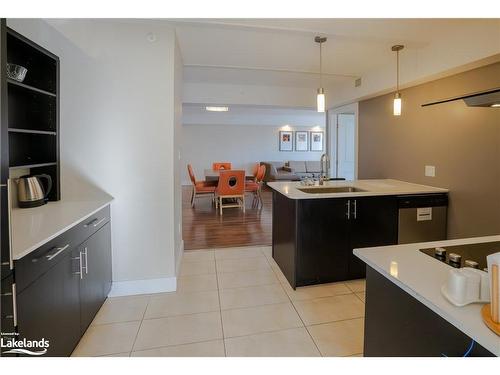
[320,154,330,185]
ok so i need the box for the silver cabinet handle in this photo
[84,217,107,228]
[84,247,88,274]
[84,218,99,227]
[12,283,17,327]
[93,217,107,227]
[346,200,350,220]
[353,200,357,219]
[84,218,98,228]
[73,252,83,279]
[46,244,70,261]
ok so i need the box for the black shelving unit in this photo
[1,21,61,354]
[0,18,14,354]
[5,26,60,201]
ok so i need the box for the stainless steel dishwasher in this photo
[397,194,448,244]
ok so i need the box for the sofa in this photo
[261,161,322,182]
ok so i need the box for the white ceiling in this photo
[45,18,500,107]
[174,18,500,89]
[183,104,326,127]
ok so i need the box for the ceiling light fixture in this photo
[392,45,404,116]
[315,36,327,113]
[491,103,500,108]
[206,106,229,112]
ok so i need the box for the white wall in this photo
[9,19,182,293]
[173,36,184,275]
[182,124,325,185]
[184,81,329,108]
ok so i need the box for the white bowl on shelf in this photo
[6,63,28,82]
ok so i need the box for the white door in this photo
[336,114,356,180]
[329,112,356,180]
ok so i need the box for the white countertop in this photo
[354,236,500,356]
[267,179,448,199]
[10,191,114,260]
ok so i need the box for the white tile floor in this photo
[72,246,366,357]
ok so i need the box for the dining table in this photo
[204,169,254,182]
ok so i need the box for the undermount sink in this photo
[297,186,366,194]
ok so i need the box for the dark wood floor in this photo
[182,185,272,250]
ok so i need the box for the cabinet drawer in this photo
[14,205,110,293]
[15,231,76,293]
[1,274,15,321]
[73,206,110,246]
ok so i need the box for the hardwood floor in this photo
[182,185,272,250]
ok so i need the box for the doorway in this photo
[328,103,358,180]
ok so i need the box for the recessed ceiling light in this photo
[206,106,229,112]
[491,103,500,107]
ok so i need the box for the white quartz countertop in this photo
[10,191,114,260]
[267,179,448,199]
[354,236,500,356]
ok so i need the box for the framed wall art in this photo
[279,131,293,151]
[295,131,309,151]
[310,131,324,151]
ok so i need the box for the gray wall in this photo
[358,62,500,239]
[182,124,325,185]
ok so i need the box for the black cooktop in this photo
[420,241,500,271]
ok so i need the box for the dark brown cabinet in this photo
[15,207,111,356]
[79,223,112,333]
[17,249,81,356]
[272,192,399,288]
[349,196,398,279]
[364,266,494,357]
[297,198,351,285]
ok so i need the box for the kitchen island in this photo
[354,236,499,357]
[268,179,448,288]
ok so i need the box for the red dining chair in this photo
[212,162,232,171]
[215,170,245,215]
[245,162,260,181]
[187,164,216,207]
[251,163,260,178]
[245,164,266,208]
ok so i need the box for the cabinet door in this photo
[17,252,81,356]
[79,222,111,333]
[349,196,398,279]
[297,198,350,285]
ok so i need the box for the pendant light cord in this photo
[319,41,323,87]
[396,49,399,93]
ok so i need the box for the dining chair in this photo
[187,164,217,207]
[215,170,246,215]
[245,164,266,208]
[251,163,260,178]
[212,162,232,171]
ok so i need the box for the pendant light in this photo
[315,36,327,113]
[392,45,404,116]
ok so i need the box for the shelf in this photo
[7,83,56,132]
[7,29,58,94]
[5,26,60,202]
[7,79,56,97]
[9,162,57,170]
[9,132,57,169]
[9,128,57,136]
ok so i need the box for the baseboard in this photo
[176,239,184,276]
[108,276,177,297]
